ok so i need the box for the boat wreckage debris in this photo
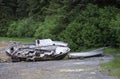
[5,39,70,62]
[68,47,106,59]
[5,38,106,62]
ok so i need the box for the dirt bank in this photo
[0,41,11,62]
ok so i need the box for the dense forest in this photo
[1,0,120,51]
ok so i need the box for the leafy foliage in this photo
[1,0,120,51]
[7,18,38,37]
[109,14,120,47]
[58,4,120,51]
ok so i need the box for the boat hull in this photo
[68,48,105,59]
[8,53,68,62]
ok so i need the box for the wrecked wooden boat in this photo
[68,48,105,59]
[5,39,70,62]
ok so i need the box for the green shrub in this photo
[7,18,38,37]
[59,4,120,51]
[7,21,18,37]
[6,3,120,52]
[34,15,64,39]
[109,14,120,47]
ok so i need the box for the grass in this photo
[103,47,120,54]
[101,47,120,77]
[0,37,35,43]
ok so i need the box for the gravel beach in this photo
[0,56,119,79]
[0,42,119,79]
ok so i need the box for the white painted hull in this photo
[68,48,105,59]
[5,39,70,61]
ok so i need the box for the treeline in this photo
[1,0,120,51]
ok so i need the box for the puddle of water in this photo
[73,61,99,65]
[90,72,96,74]
[59,69,85,72]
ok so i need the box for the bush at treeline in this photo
[1,0,120,51]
